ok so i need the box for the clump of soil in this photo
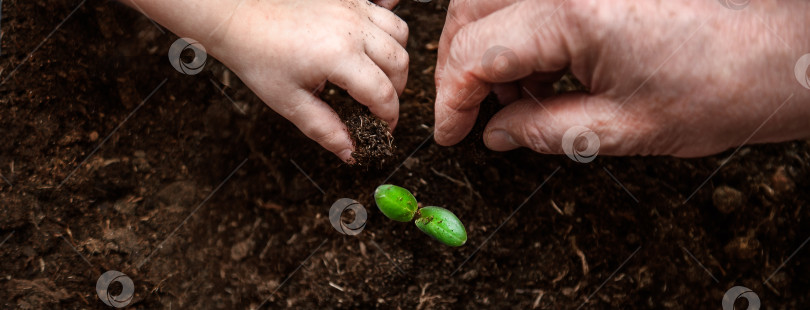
[336,103,395,167]
[323,86,395,167]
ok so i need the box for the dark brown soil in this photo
[2,0,809,309]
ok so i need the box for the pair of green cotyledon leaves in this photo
[374,184,467,247]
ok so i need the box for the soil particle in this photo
[231,239,256,261]
[770,166,795,194]
[723,232,761,260]
[712,185,744,214]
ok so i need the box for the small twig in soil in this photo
[453,163,483,201]
[76,292,89,305]
[416,283,441,310]
[550,200,564,215]
[430,167,466,187]
[570,236,589,276]
[151,273,175,294]
[516,289,545,309]
[532,290,545,309]
[328,282,345,292]
[430,166,483,200]
[551,267,568,284]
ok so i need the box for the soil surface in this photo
[1,0,809,309]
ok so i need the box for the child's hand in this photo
[122,0,408,163]
[214,0,408,163]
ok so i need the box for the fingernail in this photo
[338,149,354,164]
[485,130,519,151]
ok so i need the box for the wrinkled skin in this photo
[124,0,408,163]
[434,0,810,157]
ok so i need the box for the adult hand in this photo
[434,0,810,157]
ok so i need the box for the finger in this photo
[437,0,523,71]
[372,0,399,11]
[364,27,409,95]
[330,55,400,130]
[483,93,651,157]
[365,1,409,47]
[433,82,491,145]
[434,0,572,145]
[278,89,356,163]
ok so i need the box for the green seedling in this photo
[414,206,467,247]
[374,184,418,222]
[374,184,467,247]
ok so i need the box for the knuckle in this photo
[396,18,409,42]
[446,27,475,72]
[375,82,398,105]
[395,48,410,73]
[328,36,357,54]
[448,26,473,56]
